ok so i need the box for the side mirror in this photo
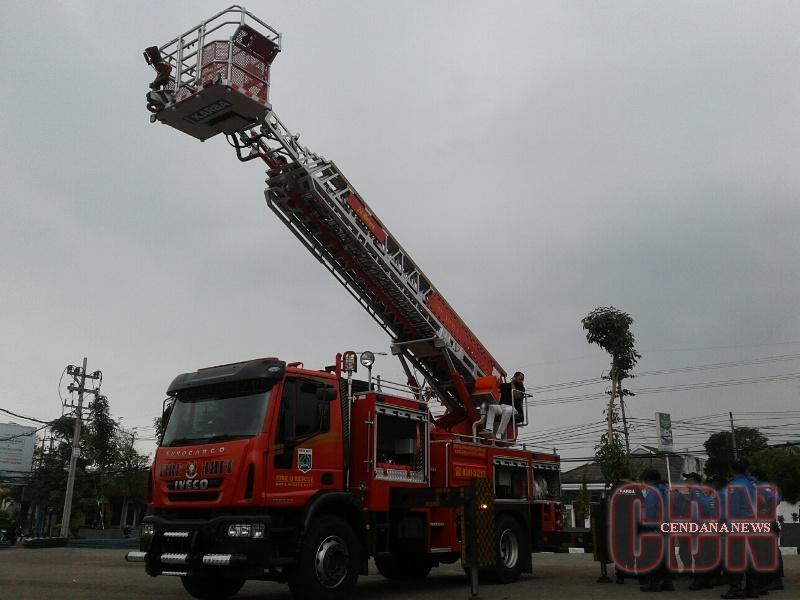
[159,398,175,445]
[316,388,337,402]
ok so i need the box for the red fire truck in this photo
[127,7,564,600]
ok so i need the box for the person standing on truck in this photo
[483,371,525,439]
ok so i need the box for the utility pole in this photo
[59,358,102,539]
[620,396,631,456]
[607,370,616,441]
[729,411,739,460]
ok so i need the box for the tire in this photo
[288,515,359,600]
[374,554,433,580]
[180,575,244,600]
[488,514,525,584]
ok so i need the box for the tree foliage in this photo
[85,396,117,471]
[594,436,635,486]
[25,398,150,530]
[702,427,768,482]
[581,307,641,378]
[583,306,641,468]
[750,446,800,504]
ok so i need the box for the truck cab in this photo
[133,358,355,597]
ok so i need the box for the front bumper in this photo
[126,514,291,579]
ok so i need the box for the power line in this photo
[0,406,52,425]
[0,423,50,442]
[527,351,800,397]
[517,340,800,372]
[528,370,800,407]
[644,340,800,354]
[637,353,800,377]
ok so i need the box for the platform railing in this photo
[156,5,280,101]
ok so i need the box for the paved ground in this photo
[0,547,797,600]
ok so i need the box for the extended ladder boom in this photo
[143,6,505,423]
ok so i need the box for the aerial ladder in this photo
[144,6,520,437]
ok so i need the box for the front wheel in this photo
[180,575,244,600]
[288,515,359,600]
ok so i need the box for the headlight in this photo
[226,523,265,538]
[142,523,155,536]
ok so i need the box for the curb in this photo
[68,538,140,550]
[22,537,67,549]
[19,537,140,550]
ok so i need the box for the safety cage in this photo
[144,5,281,140]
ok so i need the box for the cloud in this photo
[2,1,800,459]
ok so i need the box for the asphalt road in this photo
[0,547,797,600]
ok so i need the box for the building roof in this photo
[561,450,687,486]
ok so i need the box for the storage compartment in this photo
[532,461,561,500]
[374,404,427,483]
[494,457,529,500]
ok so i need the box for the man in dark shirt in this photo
[484,371,525,439]
[640,469,674,592]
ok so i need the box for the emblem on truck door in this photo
[298,448,312,474]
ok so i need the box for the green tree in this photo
[110,430,150,504]
[583,306,641,459]
[83,395,121,527]
[85,396,118,471]
[750,445,800,503]
[702,427,768,482]
[26,398,150,535]
[26,416,76,526]
[594,435,634,486]
[582,308,641,428]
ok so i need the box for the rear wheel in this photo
[488,514,524,583]
[374,554,433,580]
[180,575,244,600]
[288,515,359,600]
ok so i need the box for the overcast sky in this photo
[2,1,800,462]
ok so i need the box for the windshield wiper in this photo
[164,436,211,447]
[202,434,251,443]
[165,434,252,447]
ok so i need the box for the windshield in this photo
[161,386,273,447]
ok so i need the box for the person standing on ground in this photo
[640,468,675,593]
[608,466,639,584]
[720,459,761,599]
[683,472,717,591]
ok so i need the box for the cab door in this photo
[268,377,342,504]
